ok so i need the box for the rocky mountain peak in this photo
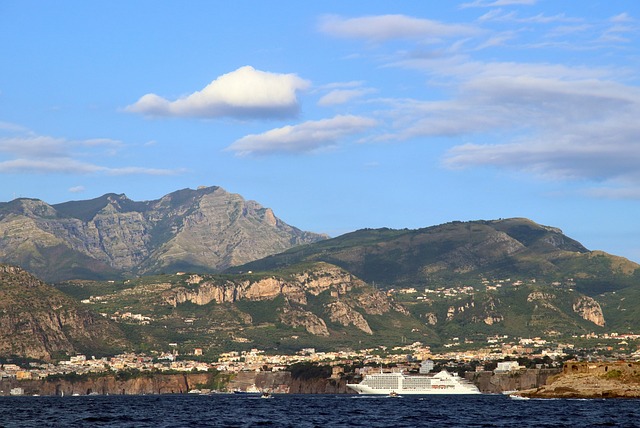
[0,186,327,282]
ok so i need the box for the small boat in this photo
[388,391,400,398]
[261,392,273,399]
[234,384,261,395]
[508,394,530,400]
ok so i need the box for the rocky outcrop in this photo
[0,187,326,282]
[162,263,361,307]
[518,362,640,398]
[0,264,127,360]
[279,306,330,336]
[467,369,560,394]
[325,301,372,334]
[527,291,556,302]
[159,263,408,337]
[573,296,605,326]
[424,312,438,325]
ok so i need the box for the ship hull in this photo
[346,384,481,395]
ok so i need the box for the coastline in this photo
[515,361,640,399]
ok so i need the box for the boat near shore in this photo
[347,370,480,395]
[233,384,261,395]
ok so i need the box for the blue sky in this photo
[1,1,639,262]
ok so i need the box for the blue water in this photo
[0,394,638,427]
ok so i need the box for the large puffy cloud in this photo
[227,115,377,156]
[126,66,310,119]
[318,14,479,42]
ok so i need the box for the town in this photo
[3,328,639,396]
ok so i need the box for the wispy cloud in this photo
[318,14,480,42]
[0,126,180,176]
[126,66,310,119]
[68,186,86,193]
[610,13,634,23]
[227,115,377,156]
[318,88,377,106]
[460,0,537,9]
[353,16,640,198]
[479,9,581,24]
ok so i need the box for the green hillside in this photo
[230,218,639,294]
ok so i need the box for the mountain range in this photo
[0,186,326,282]
[231,218,639,292]
[1,188,639,360]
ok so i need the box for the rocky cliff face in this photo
[0,187,326,282]
[0,264,128,360]
[162,263,364,306]
[573,296,606,326]
[518,361,640,398]
[0,373,214,396]
[160,263,407,337]
[468,369,560,393]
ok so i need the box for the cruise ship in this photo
[346,370,481,395]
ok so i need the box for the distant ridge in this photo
[0,186,327,282]
[230,217,638,293]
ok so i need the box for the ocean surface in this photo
[1,394,638,427]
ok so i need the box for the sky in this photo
[1,1,639,262]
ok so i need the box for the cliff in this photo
[0,373,215,396]
[2,370,353,396]
[466,369,560,394]
[517,361,640,398]
[155,262,408,338]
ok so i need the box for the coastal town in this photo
[3,328,639,396]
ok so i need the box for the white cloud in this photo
[321,81,366,90]
[610,13,634,23]
[479,10,580,24]
[0,157,179,176]
[318,88,377,106]
[375,51,640,193]
[68,186,86,193]
[0,126,180,176]
[227,115,377,156]
[438,76,640,185]
[460,0,537,8]
[126,66,310,119]
[318,14,480,42]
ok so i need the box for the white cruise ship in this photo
[346,370,481,395]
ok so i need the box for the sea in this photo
[1,394,638,427]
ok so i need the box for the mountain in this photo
[5,216,640,359]
[56,257,632,357]
[56,262,429,354]
[0,264,128,360]
[222,217,640,342]
[230,218,639,293]
[0,186,326,282]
